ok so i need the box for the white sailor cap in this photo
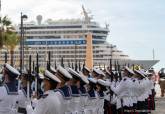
[145,71,152,76]
[88,77,97,84]
[4,63,20,78]
[83,66,90,72]
[124,66,135,75]
[97,79,110,87]
[79,72,89,84]
[99,70,106,77]
[50,66,56,73]
[134,69,145,78]
[68,68,81,79]
[39,73,44,79]
[44,70,61,83]
[105,68,111,75]
[57,65,72,80]
[92,68,100,75]
[140,69,148,76]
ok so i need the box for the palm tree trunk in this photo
[0,31,3,49]
[10,49,14,66]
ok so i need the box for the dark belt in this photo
[18,107,27,114]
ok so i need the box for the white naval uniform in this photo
[0,84,18,114]
[97,92,104,114]
[69,85,81,114]
[17,88,28,114]
[26,90,61,114]
[111,77,131,109]
[85,89,97,114]
[54,85,72,114]
[79,86,88,114]
[130,78,140,105]
[137,79,146,102]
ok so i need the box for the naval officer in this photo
[0,63,20,114]
[26,70,61,114]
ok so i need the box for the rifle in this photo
[75,60,78,72]
[55,60,57,69]
[5,52,7,63]
[61,57,64,67]
[110,59,112,72]
[117,61,122,81]
[47,51,51,70]
[72,62,74,69]
[78,60,81,72]
[35,53,39,97]
[27,55,32,100]
[114,60,118,82]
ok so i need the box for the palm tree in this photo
[4,31,20,66]
[0,16,12,49]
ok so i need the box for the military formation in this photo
[0,53,156,114]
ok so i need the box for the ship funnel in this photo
[36,15,43,25]
[85,33,93,69]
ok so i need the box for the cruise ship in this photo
[0,6,159,69]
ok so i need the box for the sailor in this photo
[129,70,141,114]
[49,66,56,75]
[109,73,118,114]
[96,79,110,114]
[134,69,147,114]
[85,77,97,114]
[0,63,20,114]
[104,68,112,114]
[54,65,73,114]
[17,69,31,114]
[78,72,89,114]
[140,70,154,114]
[26,70,61,114]
[147,72,155,110]
[67,68,82,114]
[92,68,101,79]
[111,66,134,114]
[82,66,91,78]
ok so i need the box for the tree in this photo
[0,16,12,49]
[4,31,20,66]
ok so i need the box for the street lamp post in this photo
[20,12,28,73]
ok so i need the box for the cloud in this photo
[2,0,164,70]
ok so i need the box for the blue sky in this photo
[2,0,165,70]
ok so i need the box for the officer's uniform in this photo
[0,63,20,114]
[26,70,61,114]
[54,65,73,114]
